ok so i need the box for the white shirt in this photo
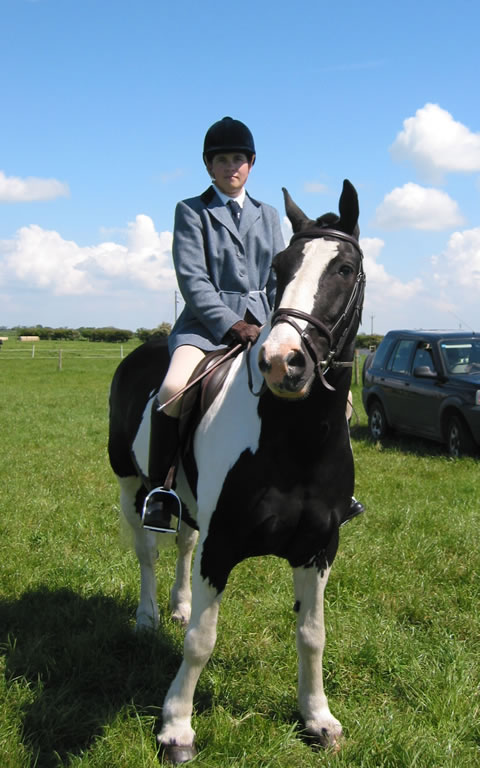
[212,184,246,208]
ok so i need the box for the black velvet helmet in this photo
[203,116,256,162]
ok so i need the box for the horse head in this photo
[258,179,365,399]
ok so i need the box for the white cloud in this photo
[433,227,480,290]
[373,183,465,230]
[360,237,423,300]
[390,103,480,182]
[0,171,70,202]
[0,215,175,295]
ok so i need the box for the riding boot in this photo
[340,497,365,527]
[142,406,182,532]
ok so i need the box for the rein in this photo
[271,227,366,391]
[157,343,244,412]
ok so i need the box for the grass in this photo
[0,350,479,767]
[0,338,141,361]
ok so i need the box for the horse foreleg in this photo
[158,541,223,761]
[119,475,161,631]
[170,523,198,626]
[293,564,343,750]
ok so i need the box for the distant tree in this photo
[136,323,172,342]
[356,333,383,349]
[89,327,134,342]
[15,325,135,342]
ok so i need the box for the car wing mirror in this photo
[413,365,438,378]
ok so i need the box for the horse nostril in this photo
[286,350,306,373]
[258,347,271,373]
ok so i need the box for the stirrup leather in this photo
[142,486,182,533]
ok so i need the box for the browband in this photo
[290,227,363,257]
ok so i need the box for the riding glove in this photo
[227,320,261,346]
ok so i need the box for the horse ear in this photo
[282,188,309,233]
[337,179,360,236]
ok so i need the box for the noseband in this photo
[270,228,366,391]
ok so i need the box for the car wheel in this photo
[446,414,475,458]
[368,400,388,440]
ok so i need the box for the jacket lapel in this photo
[239,193,261,238]
[203,186,260,241]
[203,186,239,238]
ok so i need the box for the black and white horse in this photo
[108,179,365,762]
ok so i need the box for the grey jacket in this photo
[168,186,285,354]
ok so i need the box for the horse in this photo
[108,179,365,763]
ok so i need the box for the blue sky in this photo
[1,0,480,334]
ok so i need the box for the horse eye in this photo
[339,264,354,277]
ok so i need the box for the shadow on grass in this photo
[350,424,453,459]
[0,586,189,767]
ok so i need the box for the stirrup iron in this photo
[142,487,182,533]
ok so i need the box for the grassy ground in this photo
[0,338,141,360]
[0,351,479,767]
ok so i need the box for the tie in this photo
[228,199,241,228]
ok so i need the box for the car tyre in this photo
[368,400,388,440]
[446,413,475,458]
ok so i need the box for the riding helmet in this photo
[203,116,256,163]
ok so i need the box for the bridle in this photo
[269,227,366,392]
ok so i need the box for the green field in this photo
[0,347,479,767]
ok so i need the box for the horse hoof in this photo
[159,741,197,764]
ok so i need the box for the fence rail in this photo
[0,342,142,364]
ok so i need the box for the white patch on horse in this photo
[270,239,338,350]
[192,352,262,523]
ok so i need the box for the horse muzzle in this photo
[258,340,316,399]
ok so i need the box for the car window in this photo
[387,340,416,374]
[440,340,480,374]
[413,343,435,371]
[371,337,395,370]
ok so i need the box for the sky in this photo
[1,0,480,335]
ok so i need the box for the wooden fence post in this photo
[354,349,360,385]
[58,349,63,370]
[32,345,35,359]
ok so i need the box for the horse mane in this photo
[314,212,339,227]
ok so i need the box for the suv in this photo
[362,330,480,457]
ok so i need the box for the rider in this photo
[144,116,284,526]
[144,116,364,528]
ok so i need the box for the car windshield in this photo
[440,339,480,374]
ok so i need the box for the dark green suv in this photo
[362,330,480,457]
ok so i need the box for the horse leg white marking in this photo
[170,524,198,625]
[158,538,222,749]
[293,564,343,749]
[118,474,180,632]
[118,475,160,631]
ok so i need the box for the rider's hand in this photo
[227,320,261,346]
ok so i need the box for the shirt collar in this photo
[212,184,246,208]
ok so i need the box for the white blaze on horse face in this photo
[268,238,339,353]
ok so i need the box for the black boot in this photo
[142,406,182,532]
[340,497,365,527]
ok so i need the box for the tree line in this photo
[11,324,172,343]
[5,326,383,347]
